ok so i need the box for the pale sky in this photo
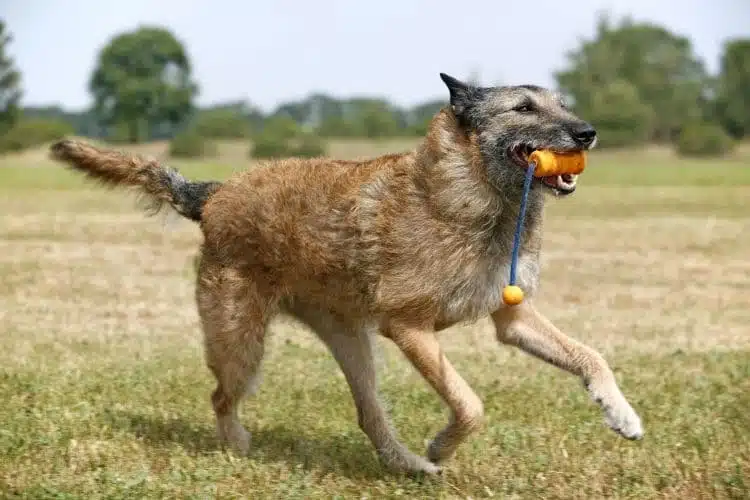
[3,0,749,112]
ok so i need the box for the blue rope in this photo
[509,162,536,286]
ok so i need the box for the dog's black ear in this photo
[439,73,481,123]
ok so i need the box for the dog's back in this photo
[199,152,414,312]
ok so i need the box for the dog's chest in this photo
[438,247,540,325]
[436,205,545,324]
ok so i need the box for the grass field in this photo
[1,140,749,499]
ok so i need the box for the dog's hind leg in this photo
[492,302,643,440]
[292,306,441,475]
[196,259,276,456]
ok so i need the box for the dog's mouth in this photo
[509,144,578,196]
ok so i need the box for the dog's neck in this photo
[413,108,545,236]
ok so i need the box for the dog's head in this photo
[440,73,597,197]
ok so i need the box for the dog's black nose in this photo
[573,124,597,147]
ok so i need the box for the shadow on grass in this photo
[104,409,396,480]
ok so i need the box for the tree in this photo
[675,121,734,158]
[346,98,403,138]
[715,38,750,139]
[89,26,197,143]
[0,117,74,153]
[272,93,356,136]
[0,20,22,136]
[22,105,103,137]
[555,14,708,143]
[260,115,300,141]
[193,108,252,139]
[273,93,344,129]
[250,114,326,159]
[405,99,447,136]
[169,129,217,158]
[316,115,356,137]
[585,80,655,148]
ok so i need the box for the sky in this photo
[3,0,749,113]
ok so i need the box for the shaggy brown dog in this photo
[50,73,643,475]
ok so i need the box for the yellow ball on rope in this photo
[502,285,525,306]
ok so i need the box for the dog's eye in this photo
[515,104,533,113]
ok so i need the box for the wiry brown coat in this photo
[199,110,541,327]
[50,74,643,475]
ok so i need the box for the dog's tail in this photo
[49,139,221,222]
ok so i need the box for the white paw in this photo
[587,380,644,440]
[603,399,643,440]
[379,445,442,476]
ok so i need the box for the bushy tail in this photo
[49,139,221,222]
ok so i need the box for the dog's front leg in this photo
[492,302,643,440]
[384,319,485,465]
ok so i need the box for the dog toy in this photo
[502,150,587,306]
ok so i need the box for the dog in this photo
[49,73,643,476]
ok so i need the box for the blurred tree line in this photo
[1,15,748,158]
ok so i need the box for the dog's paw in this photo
[603,400,643,440]
[228,427,252,455]
[409,461,442,477]
[426,441,447,464]
[587,380,644,440]
[426,436,457,464]
[218,419,252,456]
[379,446,442,476]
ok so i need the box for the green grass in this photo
[1,344,748,499]
[1,142,749,498]
[578,150,750,186]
